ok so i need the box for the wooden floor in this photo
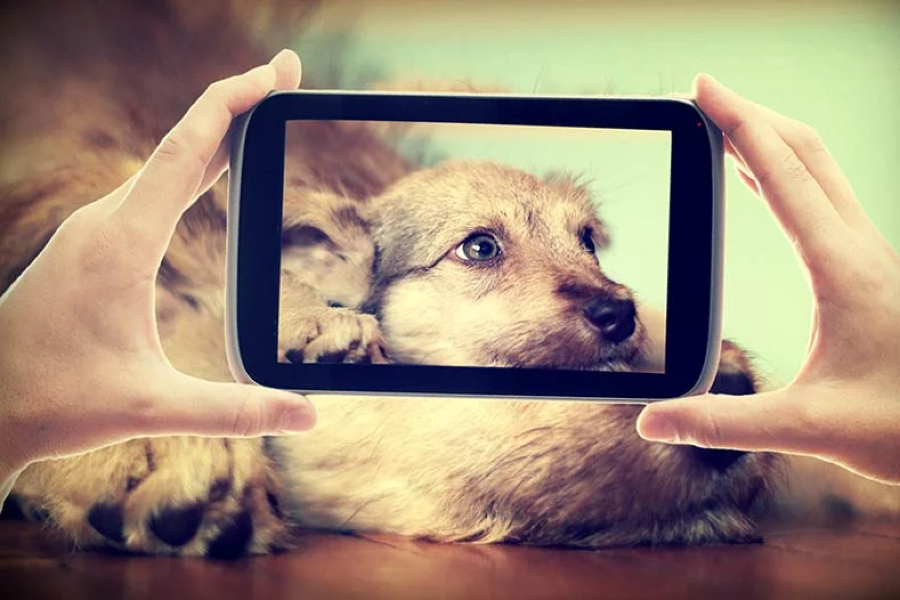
[2,518,899,600]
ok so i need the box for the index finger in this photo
[694,74,846,263]
[114,57,287,248]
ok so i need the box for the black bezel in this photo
[229,91,723,400]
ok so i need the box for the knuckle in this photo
[794,123,827,154]
[783,152,812,181]
[691,408,725,448]
[201,76,251,118]
[154,133,191,163]
[128,387,161,421]
[753,164,777,187]
[203,76,251,109]
[229,397,265,437]
[151,130,207,175]
[204,79,228,99]
[756,150,810,186]
[722,113,750,139]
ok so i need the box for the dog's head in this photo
[366,160,648,371]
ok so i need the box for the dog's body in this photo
[2,0,898,559]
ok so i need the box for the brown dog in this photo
[2,0,897,559]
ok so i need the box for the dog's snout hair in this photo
[555,278,632,306]
[365,160,644,369]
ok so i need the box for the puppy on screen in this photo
[279,160,646,373]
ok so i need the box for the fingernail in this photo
[277,401,317,433]
[639,412,679,442]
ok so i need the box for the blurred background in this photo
[298,0,900,386]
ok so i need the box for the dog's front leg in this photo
[278,269,388,364]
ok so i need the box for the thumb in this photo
[144,375,318,438]
[635,388,812,454]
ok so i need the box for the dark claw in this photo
[88,503,125,543]
[284,349,304,364]
[206,509,253,560]
[148,504,204,547]
[21,504,50,523]
[317,350,348,363]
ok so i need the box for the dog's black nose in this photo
[584,298,636,343]
[692,447,747,472]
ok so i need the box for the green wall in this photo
[301,1,900,386]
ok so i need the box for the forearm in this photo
[0,386,28,513]
[0,355,32,510]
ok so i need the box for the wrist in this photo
[0,440,28,484]
[0,458,28,514]
[0,363,35,479]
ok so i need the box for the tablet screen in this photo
[278,119,669,374]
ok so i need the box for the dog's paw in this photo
[279,308,388,364]
[14,438,291,558]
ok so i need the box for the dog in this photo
[2,0,897,559]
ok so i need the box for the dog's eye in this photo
[456,234,500,262]
[580,227,596,254]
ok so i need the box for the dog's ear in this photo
[280,192,349,281]
[281,224,332,250]
[279,223,342,299]
[280,191,376,309]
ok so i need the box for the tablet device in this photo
[226,91,724,401]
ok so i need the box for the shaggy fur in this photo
[1,0,898,558]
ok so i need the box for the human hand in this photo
[637,74,900,484]
[0,50,316,478]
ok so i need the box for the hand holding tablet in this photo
[638,75,900,484]
[0,51,315,497]
[228,92,726,400]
